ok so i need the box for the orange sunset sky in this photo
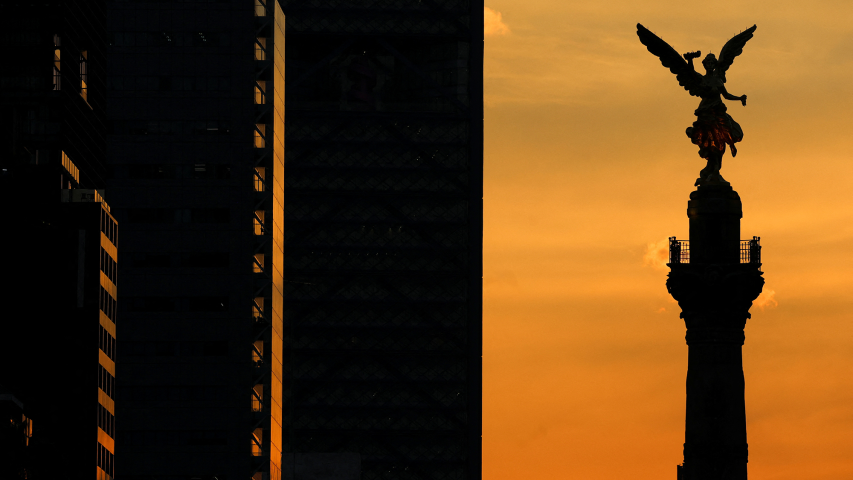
[481,1,853,479]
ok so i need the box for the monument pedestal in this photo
[667,184,764,480]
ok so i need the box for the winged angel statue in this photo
[637,24,756,186]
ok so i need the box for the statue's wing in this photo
[717,25,757,83]
[637,23,702,96]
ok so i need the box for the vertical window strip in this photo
[53,35,61,90]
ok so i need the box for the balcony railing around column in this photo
[668,237,690,264]
[741,236,761,264]
[668,237,761,265]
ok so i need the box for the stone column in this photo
[667,184,764,480]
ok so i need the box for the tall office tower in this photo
[0,2,118,479]
[106,1,284,479]
[281,2,483,479]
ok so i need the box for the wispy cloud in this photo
[754,288,778,310]
[643,238,670,271]
[485,7,510,36]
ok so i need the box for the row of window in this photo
[125,296,229,312]
[97,442,114,477]
[98,364,116,400]
[111,120,231,135]
[110,31,229,48]
[101,208,118,247]
[2,31,42,46]
[108,76,231,92]
[101,247,117,285]
[99,286,117,323]
[100,324,116,362]
[98,403,116,439]
[125,208,230,224]
[125,163,231,180]
[131,252,229,268]
[122,341,229,357]
[118,386,229,402]
[118,430,228,446]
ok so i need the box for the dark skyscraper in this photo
[0,1,117,478]
[106,1,284,479]
[280,2,483,479]
[104,0,481,478]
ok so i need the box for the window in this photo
[98,364,115,399]
[254,167,265,191]
[125,297,228,312]
[117,385,229,403]
[254,80,266,104]
[116,341,227,358]
[126,208,173,224]
[252,341,264,365]
[254,124,266,148]
[125,208,232,224]
[132,253,171,268]
[129,164,176,179]
[131,252,229,268]
[126,297,176,312]
[253,253,265,273]
[119,430,227,446]
[182,253,229,268]
[99,286,117,322]
[99,325,116,361]
[53,35,61,90]
[100,210,118,247]
[111,31,230,48]
[253,210,265,235]
[101,248,117,285]
[190,208,230,224]
[253,297,265,322]
[191,163,231,179]
[98,403,115,438]
[252,385,264,412]
[187,296,229,312]
[255,0,267,16]
[255,37,266,61]
[79,50,88,101]
[111,120,231,135]
[61,151,79,183]
[97,442,114,477]
[252,428,264,456]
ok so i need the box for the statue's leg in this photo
[712,152,728,184]
[696,154,714,186]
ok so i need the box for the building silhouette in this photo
[0,386,33,479]
[106,1,284,479]
[0,1,117,478]
[280,2,483,479]
[104,0,482,478]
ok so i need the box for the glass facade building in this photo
[106,1,284,479]
[280,2,484,479]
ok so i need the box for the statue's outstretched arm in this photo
[682,51,701,70]
[720,85,747,106]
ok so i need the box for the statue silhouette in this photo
[637,24,756,186]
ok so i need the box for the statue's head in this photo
[702,53,718,72]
